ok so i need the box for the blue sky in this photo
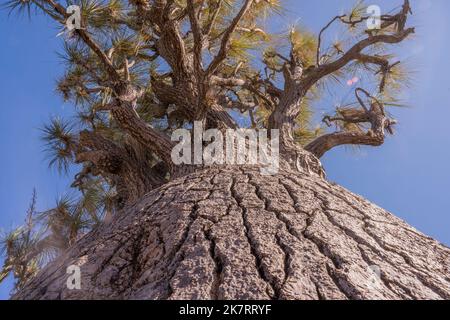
[0,0,448,299]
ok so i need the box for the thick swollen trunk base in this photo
[14,167,450,300]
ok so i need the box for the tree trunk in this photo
[13,166,450,300]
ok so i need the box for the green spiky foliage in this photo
[1,0,414,287]
[0,184,115,292]
[0,190,41,290]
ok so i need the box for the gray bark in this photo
[14,166,450,300]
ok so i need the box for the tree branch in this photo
[303,28,414,91]
[305,88,396,158]
[187,0,204,75]
[109,101,175,169]
[203,0,223,36]
[206,0,254,76]
[42,0,119,81]
[316,15,345,66]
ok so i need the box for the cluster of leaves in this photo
[0,182,114,292]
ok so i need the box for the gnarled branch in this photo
[305,88,397,158]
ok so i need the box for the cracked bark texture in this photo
[13,167,450,300]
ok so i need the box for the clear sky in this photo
[0,0,448,299]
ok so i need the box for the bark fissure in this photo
[274,233,291,296]
[313,185,450,299]
[316,201,406,298]
[165,202,199,299]
[302,211,356,299]
[277,178,356,298]
[204,228,223,300]
[245,173,291,299]
[241,206,276,299]
[230,174,277,299]
[287,175,450,299]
